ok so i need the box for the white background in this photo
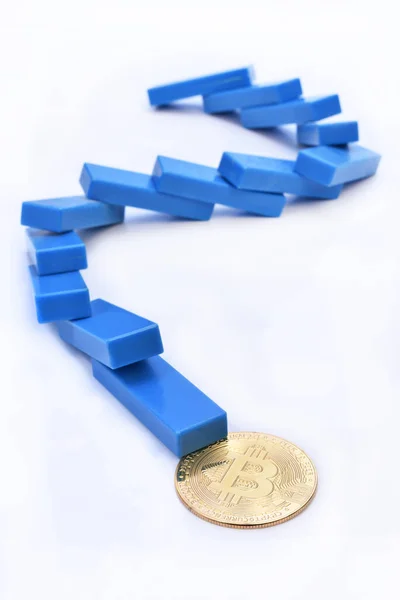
[1,1,399,598]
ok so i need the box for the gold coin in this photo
[175,432,317,528]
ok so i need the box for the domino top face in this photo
[26,229,87,275]
[203,78,302,114]
[29,265,89,296]
[70,299,158,339]
[240,95,341,128]
[80,163,214,221]
[92,356,228,457]
[152,155,286,217]
[81,163,153,192]
[153,155,223,187]
[218,152,343,199]
[148,66,253,106]
[57,299,164,369]
[27,228,84,252]
[297,120,359,146]
[29,264,91,323]
[295,144,381,186]
[21,196,125,232]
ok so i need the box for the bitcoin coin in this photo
[175,432,317,528]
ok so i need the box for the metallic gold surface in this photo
[175,432,317,528]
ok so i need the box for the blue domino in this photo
[240,95,341,128]
[57,299,164,369]
[218,152,343,199]
[81,163,214,221]
[152,156,286,217]
[295,144,381,186]
[203,78,302,114]
[21,196,125,233]
[26,229,87,276]
[297,120,359,146]
[29,265,91,323]
[92,356,228,457]
[148,66,252,106]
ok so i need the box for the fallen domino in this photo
[21,66,382,465]
[80,163,214,221]
[29,265,91,323]
[57,299,164,369]
[297,120,359,146]
[218,152,343,199]
[21,196,125,232]
[148,66,253,107]
[240,95,341,128]
[92,356,227,457]
[294,144,381,186]
[203,78,302,114]
[152,155,286,216]
[26,229,87,276]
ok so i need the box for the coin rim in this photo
[174,431,318,529]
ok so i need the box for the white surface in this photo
[1,1,399,598]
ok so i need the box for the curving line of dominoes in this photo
[20,65,381,459]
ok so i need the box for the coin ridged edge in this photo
[175,481,318,529]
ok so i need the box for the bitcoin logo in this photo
[206,446,278,506]
[175,432,318,528]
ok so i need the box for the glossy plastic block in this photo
[203,78,302,114]
[29,265,91,323]
[295,144,381,186]
[26,229,87,275]
[218,152,343,199]
[297,120,359,146]
[240,95,341,129]
[148,66,252,106]
[57,299,164,369]
[80,163,214,221]
[21,196,125,233]
[152,156,286,217]
[92,356,228,457]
